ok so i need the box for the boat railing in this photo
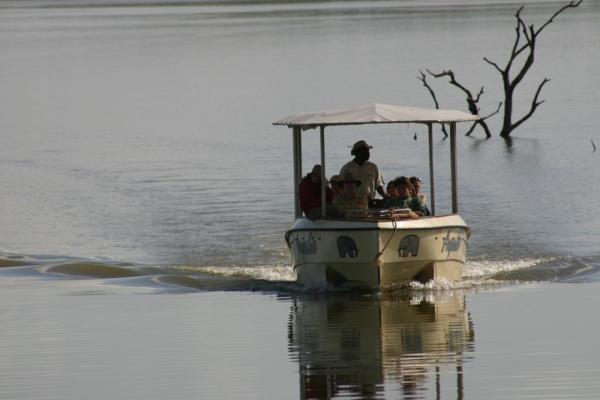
[344,208,415,221]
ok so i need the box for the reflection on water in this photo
[288,293,474,399]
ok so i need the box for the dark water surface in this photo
[1,0,600,398]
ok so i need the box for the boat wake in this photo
[484,255,600,283]
[1,252,599,294]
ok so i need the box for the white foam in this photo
[463,257,555,278]
[167,257,556,291]
[169,264,296,282]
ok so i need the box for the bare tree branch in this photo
[510,42,535,91]
[483,57,503,73]
[471,102,502,138]
[427,69,472,99]
[520,20,532,45]
[539,0,582,32]
[477,120,493,138]
[515,1,582,57]
[464,122,478,136]
[418,70,440,108]
[511,78,550,132]
[481,102,502,120]
[509,7,525,63]
[417,71,448,137]
[426,69,492,138]
[474,87,485,103]
[427,69,480,115]
[526,0,582,54]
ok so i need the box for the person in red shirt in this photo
[299,165,340,219]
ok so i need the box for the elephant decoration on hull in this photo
[297,237,318,255]
[398,235,419,258]
[337,236,359,258]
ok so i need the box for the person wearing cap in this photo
[299,165,339,220]
[339,140,385,201]
[332,173,368,212]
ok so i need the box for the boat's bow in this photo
[286,214,469,288]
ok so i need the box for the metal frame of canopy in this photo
[275,104,479,219]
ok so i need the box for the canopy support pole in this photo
[428,123,435,216]
[320,125,326,219]
[292,127,302,218]
[450,122,458,213]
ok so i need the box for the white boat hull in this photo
[286,215,469,288]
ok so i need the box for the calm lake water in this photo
[1,0,600,398]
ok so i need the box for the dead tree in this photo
[419,1,582,138]
[484,0,582,137]
[424,69,501,138]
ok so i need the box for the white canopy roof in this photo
[274,103,479,128]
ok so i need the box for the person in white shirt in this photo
[339,140,386,201]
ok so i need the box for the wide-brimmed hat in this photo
[350,140,373,152]
[329,174,343,184]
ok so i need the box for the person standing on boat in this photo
[339,140,386,202]
[299,165,340,220]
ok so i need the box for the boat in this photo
[274,103,480,288]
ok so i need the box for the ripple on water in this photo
[46,262,140,279]
[3,252,600,295]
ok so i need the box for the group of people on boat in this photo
[299,140,431,220]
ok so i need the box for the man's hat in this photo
[350,140,373,152]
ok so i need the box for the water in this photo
[1,0,600,398]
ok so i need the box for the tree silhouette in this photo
[421,1,582,138]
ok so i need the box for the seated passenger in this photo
[383,181,428,216]
[383,182,401,209]
[393,175,409,187]
[409,176,431,216]
[299,165,341,220]
[332,174,368,212]
[329,175,344,199]
[386,181,399,198]
[409,176,426,203]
